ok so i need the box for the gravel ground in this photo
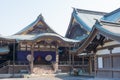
[0,76,119,80]
[0,73,119,80]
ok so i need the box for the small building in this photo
[66,8,120,78]
[66,8,106,76]
[0,14,80,74]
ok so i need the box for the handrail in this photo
[0,60,10,68]
[59,61,88,65]
[9,61,29,65]
[0,61,29,68]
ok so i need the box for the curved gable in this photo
[15,14,56,35]
[67,23,87,40]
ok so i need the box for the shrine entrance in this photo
[34,56,47,65]
[33,51,56,65]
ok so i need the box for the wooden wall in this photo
[96,54,120,78]
[96,41,120,78]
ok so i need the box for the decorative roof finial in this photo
[72,7,77,14]
[94,19,100,24]
[93,19,102,27]
[38,13,44,20]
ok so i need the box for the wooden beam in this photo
[77,28,98,54]
[97,44,120,50]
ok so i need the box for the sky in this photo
[0,0,119,36]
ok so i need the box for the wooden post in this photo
[72,53,74,68]
[69,52,71,66]
[108,48,113,67]
[94,52,97,77]
[89,56,92,75]
[82,56,84,71]
[55,46,59,72]
[12,40,16,77]
[108,48,113,78]
[30,44,34,74]
[69,52,72,72]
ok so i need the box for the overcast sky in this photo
[0,0,119,36]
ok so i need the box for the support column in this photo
[94,52,97,77]
[55,46,59,72]
[89,56,92,75]
[109,48,113,68]
[108,48,113,78]
[72,54,74,68]
[82,56,84,70]
[69,53,71,66]
[30,44,34,74]
[12,41,16,77]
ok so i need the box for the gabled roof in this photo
[15,14,56,35]
[0,35,15,41]
[73,8,106,32]
[4,14,82,46]
[66,8,120,54]
[76,20,120,54]
[101,8,120,22]
[96,21,120,41]
[65,8,106,40]
[5,33,82,43]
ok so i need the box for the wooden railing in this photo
[59,61,69,65]
[59,61,88,66]
[0,60,10,68]
[0,61,29,71]
[9,61,29,65]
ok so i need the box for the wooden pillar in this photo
[109,48,113,68]
[12,41,16,77]
[55,46,59,72]
[108,48,113,78]
[68,48,71,66]
[94,52,97,77]
[89,56,92,75]
[30,44,34,74]
[69,52,71,66]
[82,56,84,70]
[72,53,74,68]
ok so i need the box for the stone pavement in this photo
[0,73,119,80]
[0,76,120,80]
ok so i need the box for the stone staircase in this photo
[33,65,54,74]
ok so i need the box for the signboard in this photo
[98,57,103,68]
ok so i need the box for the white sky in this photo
[0,0,119,36]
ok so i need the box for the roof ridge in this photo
[104,8,120,17]
[37,14,44,20]
[74,8,107,15]
[100,20,120,27]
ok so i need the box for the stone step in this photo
[33,65,54,74]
